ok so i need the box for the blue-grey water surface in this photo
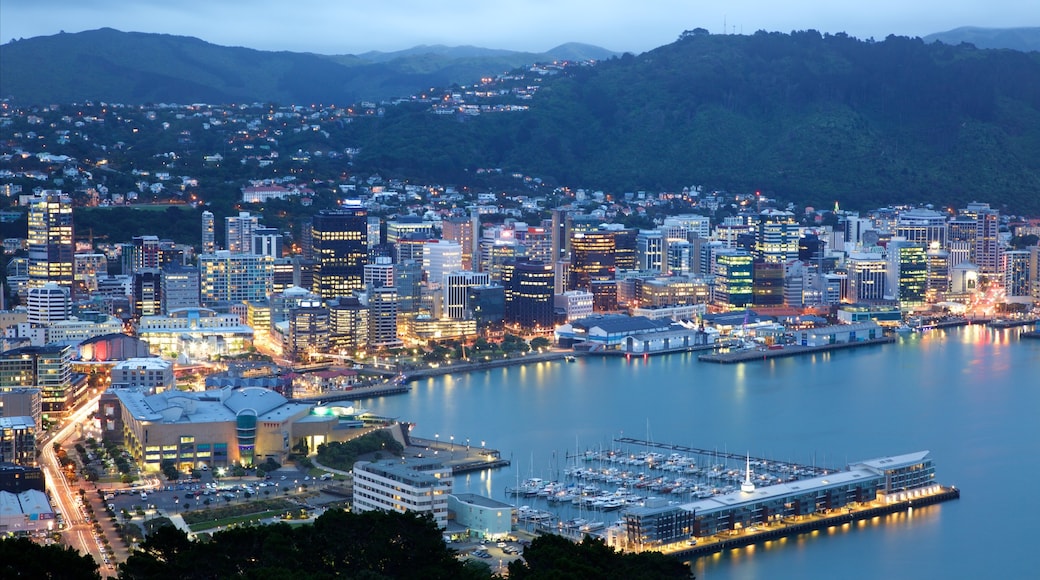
[360,325,1040,579]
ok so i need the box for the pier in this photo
[988,318,1039,329]
[607,437,834,477]
[291,383,410,404]
[408,436,511,474]
[661,486,960,561]
[697,336,894,364]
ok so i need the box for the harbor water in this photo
[360,325,1040,579]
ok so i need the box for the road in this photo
[38,390,116,574]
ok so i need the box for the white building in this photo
[443,271,490,320]
[111,358,175,393]
[353,458,453,529]
[26,283,70,325]
[555,290,594,322]
[424,240,463,288]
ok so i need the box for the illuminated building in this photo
[329,297,369,352]
[26,283,71,325]
[0,416,36,466]
[423,240,463,287]
[466,284,504,332]
[569,231,615,291]
[136,308,253,359]
[161,265,200,314]
[846,253,888,304]
[441,216,475,270]
[0,345,80,421]
[201,210,215,254]
[199,251,274,306]
[361,287,402,348]
[895,208,947,248]
[73,253,107,296]
[754,210,800,264]
[225,211,260,254]
[0,388,41,432]
[502,259,554,330]
[111,358,174,393]
[555,290,594,322]
[353,458,453,529]
[1003,250,1032,304]
[27,193,74,299]
[925,246,951,303]
[443,271,490,320]
[960,202,1002,277]
[712,250,753,309]
[636,230,664,272]
[886,239,928,309]
[132,269,162,318]
[312,206,368,299]
[287,301,330,362]
[386,217,434,244]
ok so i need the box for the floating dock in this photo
[697,336,894,364]
[988,319,1039,329]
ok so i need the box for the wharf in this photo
[697,336,894,364]
[988,319,1039,329]
[400,351,581,382]
[598,341,733,358]
[605,437,833,477]
[407,436,511,475]
[664,487,960,561]
[1022,330,1040,340]
[291,383,409,404]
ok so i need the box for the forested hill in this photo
[0,28,616,105]
[353,31,1040,213]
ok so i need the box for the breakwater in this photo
[697,336,895,364]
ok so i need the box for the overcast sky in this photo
[2,1,1036,55]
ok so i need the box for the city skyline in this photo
[2,1,1037,56]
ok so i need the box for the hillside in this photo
[0,29,617,105]
[350,31,1040,213]
[924,27,1040,52]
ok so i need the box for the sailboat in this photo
[740,453,756,494]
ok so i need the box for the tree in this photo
[530,337,551,350]
[0,537,100,579]
[509,534,691,580]
[160,460,180,481]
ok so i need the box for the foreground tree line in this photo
[0,509,691,579]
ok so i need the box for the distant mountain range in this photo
[0,28,617,105]
[924,26,1040,52]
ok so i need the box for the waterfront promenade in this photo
[697,336,894,364]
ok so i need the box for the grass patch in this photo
[181,498,296,526]
[187,510,285,532]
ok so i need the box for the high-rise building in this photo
[636,230,664,272]
[73,253,108,296]
[361,286,402,348]
[896,208,948,248]
[27,193,74,299]
[199,251,274,306]
[752,261,785,307]
[846,253,888,304]
[251,227,283,258]
[386,217,434,244]
[352,459,453,529]
[443,271,490,320]
[312,206,368,299]
[364,257,395,289]
[225,211,260,254]
[329,297,369,353]
[515,225,554,265]
[1002,250,1032,304]
[394,260,423,313]
[287,301,329,362]
[161,265,200,314]
[132,269,163,318]
[467,284,505,331]
[423,241,463,287]
[502,259,554,330]
[441,217,475,270]
[925,246,951,304]
[713,250,753,309]
[26,283,71,325]
[961,203,1002,277]
[569,231,615,291]
[201,211,216,254]
[886,240,928,309]
[0,345,76,421]
[755,210,800,264]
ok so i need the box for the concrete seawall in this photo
[698,336,895,364]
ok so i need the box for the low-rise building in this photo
[111,358,174,393]
[448,493,515,540]
[352,458,453,529]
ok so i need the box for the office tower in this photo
[0,345,74,421]
[311,206,368,299]
[896,208,948,248]
[443,271,491,320]
[887,239,928,309]
[361,287,402,348]
[286,301,329,362]
[367,217,382,258]
[467,284,505,331]
[161,265,200,314]
[73,253,107,296]
[329,297,369,353]
[666,240,693,276]
[515,225,553,264]
[395,260,423,313]
[364,257,395,289]
[502,259,554,330]
[1003,250,1032,304]
[132,269,163,318]
[846,252,888,304]
[569,231,615,291]
[961,203,1001,277]
[925,246,951,303]
[550,209,566,265]
[201,211,215,254]
[27,193,74,298]
[386,217,433,244]
[611,228,638,272]
[1030,247,1040,304]
[199,251,274,306]
[271,258,295,295]
[424,241,463,288]
[636,230,664,272]
[662,214,711,240]
[225,211,259,254]
[26,283,71,325]
[442,216,475,270]
[755,210,800,264]
[752,261,785,307]
[713,250,753,309]
[251,226,282,258]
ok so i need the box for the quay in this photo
[291,383,409,404]
[400,351,581,382]
[988,318,1039,329]
[407,436,511,475]
[1022,330,1040,340]
[697,336,894,364]
[663,486,961,561]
